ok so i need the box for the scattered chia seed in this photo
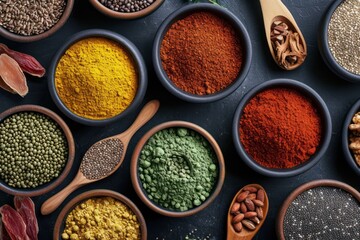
[98,0,156,13]
[80,138,124,180]
[0,112,68,188]
[328,0,360,75]
[284,187,360,239]
[0,0,66,36]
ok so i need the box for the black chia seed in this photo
[284,187,360,240]
[0,0,66,36]
[80,138,124,180]
[99,0,156,13]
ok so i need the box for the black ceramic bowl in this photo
[232,79,332,177]
[0,105,75,197]
[342,98,360,175]
[48,29,147,126]
[318,0,360,83]
[0,0,74,42]
[153,3,252,103]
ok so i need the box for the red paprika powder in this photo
[160,11,243,95]
[239,87,322,169]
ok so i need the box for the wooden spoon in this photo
[227,184,269,240]
[259,0,307,70]
[41,100,160,215]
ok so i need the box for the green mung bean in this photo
[0,112,68,188]
[138,127,218,211]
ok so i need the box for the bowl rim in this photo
[152,3,252,103]
[130,120,225,217]
[89,0,165,19]
[232,79,332,177]
[53,189,147,240]
[0,104,75,197]
[0,0,74,43]
[48,29,147,126]
[318,0,360,82]
[276,179,360,240]
[341,98,360,175]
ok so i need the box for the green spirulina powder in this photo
[138,127,218,211]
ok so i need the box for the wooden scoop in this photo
[41,100,160,215]
[259,0,307,70]
[227,184,269,240]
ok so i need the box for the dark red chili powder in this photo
[239,87,322,169]
[160,11,243,95]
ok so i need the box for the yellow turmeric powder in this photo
[61,197,141,240]
[55,37,138,120]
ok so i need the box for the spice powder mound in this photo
[80,138,124,180]
[284,187,360,239]
[160,11,243,95]
[239,87,322,169]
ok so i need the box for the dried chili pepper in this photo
[14,197,38,240]
[0,205,30,240]
[0,43,45,77]
[0,54,28,97]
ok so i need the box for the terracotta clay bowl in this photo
[48,29,147,126]
[276,179,360,240]
[153,3,252,103]
[89,0,165,19]
[0,105,75,197]
[318,0,360,82]
[54,189,147,240]
[232,79,332,177]
[342,98,360,175]
[130,121,225,217]
[0,0,74,42]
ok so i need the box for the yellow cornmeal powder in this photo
[61,197,141,240]
[55,37,138,120]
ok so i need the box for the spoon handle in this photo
[259,0,296,27]
[41,172,88,215]
[116,100,160,141]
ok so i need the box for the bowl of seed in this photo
[153,3,252,103]
[342,98,360,175]
[48,29,147,126]
[0,0,74,42]
[318,0,360,82]
[0,105,75,197]
[89,0,165,19]
[276,179,360,239]
[130,121,225,217]
[54,189,147,240]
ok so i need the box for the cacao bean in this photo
[249,216,260,225]
[230,202,241,214]
[248,193,257,200]
[233,222,242,232]
[252,199,264,207]
[244,211,257,219]
[236,191,249,202]
[242,219,256,230]
[244,198,255,211]
[257,189,265,202]
[256,207,264,219]
[243,186,258,193]
[233,211,241,216]
[240,202,247,213]
[232,213,244,224]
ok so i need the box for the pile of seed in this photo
[98,0,156,13]
[0,0,66,36]
[80,138,124,180]
[0,112,68,188]
[284,187,360,239]
[328,0,360,75]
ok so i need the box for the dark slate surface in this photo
[0,0,359,239]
